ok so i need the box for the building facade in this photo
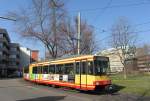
[137,55,150,72]
[8,43,20,76]
[19,47,31,69]
[97,48,124,72]
[0,28,39,77]
[19,47,39,69]
[31,50,39,62]
[98,48,148,73]
[0,28,11,77]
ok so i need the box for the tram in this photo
[23,55,111,91]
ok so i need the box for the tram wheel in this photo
[52,84,59,88]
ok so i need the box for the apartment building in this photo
[98,48,146,73]
[0,28,39,77]
[19,47,31,69]
[137,55,150,72]
[19,47,39,69]
[8,43,20,76]
[31,50,39,62]
[0,28,10,77]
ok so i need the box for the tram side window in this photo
[55,65,63,74]
[81,62,87,74]
[24,68,29,73]
[88,62,93,75]
[76,62,80,74]
[49,65,55,74]
[33,67,37,74]
[37,66,42,74]
[43,66,48,74]
[64,63,74,75]
[102,61,108,73]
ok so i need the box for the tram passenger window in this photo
[37,66,41,74]
[43,66,48,74]
[76,62,80,74]
[56,65,63,74]
[64,63,74,75]
[49,65,55,74]
[24,68,29,73]
[33,67,37,74]
[81,62,86,74]
[88,62,93,75]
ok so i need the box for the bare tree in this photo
[110,17,137,79]
[58,17,96,56]
[9,0,66,59]
[9,0,96,59]
[80,20,96,54]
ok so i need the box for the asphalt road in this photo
[0,78,149,101]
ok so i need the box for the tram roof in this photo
[30,55,108,66]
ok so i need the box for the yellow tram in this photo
[23,55,111,91]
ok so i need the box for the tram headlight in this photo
[95,81,100,85]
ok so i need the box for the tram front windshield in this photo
[94,60,109,75]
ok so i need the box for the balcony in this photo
[9,57,20,63]
[9,50,20,55]
[0,54,2,60]
[8,65,19,69]
[0,64,6,68]
[0,55,9,61]
[0,37,9,46]
[3,47,9,54]
[0,47,9,55]
[0,31,10,42]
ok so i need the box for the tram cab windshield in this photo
[94,59,109,75]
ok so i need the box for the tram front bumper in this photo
[93,80,111,86]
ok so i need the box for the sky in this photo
[0,0,150,58]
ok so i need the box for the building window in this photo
[10,55,16,58]
[9,62,17,65]
[0,51,2,55]
[11,48,17,51]
[0,43,3,48]
[0,34,3,38]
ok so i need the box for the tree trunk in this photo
[123,66,127,79]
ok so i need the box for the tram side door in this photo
[75,59,88,90]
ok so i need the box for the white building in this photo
[97,48,124,72]
[19,47,31,69]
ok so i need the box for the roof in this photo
[30,55,108,66]
[0,28,11,42]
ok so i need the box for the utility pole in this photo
[45,44,47,60]
[77,12,81,55]
[51,0,57,59]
